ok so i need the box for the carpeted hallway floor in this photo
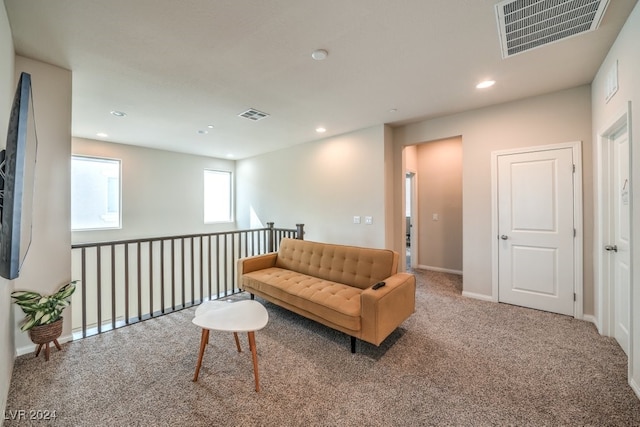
[5,269,640,426]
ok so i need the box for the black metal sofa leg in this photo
[351,336,356,353]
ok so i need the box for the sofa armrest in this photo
[236,252,278,289]
[360,272,416,346]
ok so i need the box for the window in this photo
[204,170,232,223]
[71,156,121,230]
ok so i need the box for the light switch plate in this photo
[353,216,361,224]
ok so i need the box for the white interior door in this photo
[497,148,575,316]
[610,128,631,355]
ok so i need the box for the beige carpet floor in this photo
[5,269,640,426]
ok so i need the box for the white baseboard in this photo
[582,314,599,329]
[630,378,640,400]
[461,291,495,302]
[15,344,32,357]
[415,264,463,275]
[15,333,73,357]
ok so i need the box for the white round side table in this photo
[192,300,269,392]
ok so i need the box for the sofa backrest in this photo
[275,238,399,290]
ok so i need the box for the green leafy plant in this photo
[11,281,77,331]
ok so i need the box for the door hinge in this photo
[574,293,576,302]
[572,164,576,173]
[574,228,576,237]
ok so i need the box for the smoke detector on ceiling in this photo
[495,0,610,58]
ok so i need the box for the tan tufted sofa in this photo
[237,238,416,352]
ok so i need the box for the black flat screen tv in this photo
[0,72,35,280]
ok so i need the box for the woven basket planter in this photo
[29,318,63,345]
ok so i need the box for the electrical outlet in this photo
[365,216,373,225]
[432,213,439,221]
[353,216,361,224]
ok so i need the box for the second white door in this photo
[610,127,631,354]
[497,147,575,316]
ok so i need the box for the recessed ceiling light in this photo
[311,49,328,60]
[96,132,108,138]
[389,108,398,113]
[316,127,326,133]
[226,153,234,158]
[197,130,208,135]
[476,80,496,89]
[110,110,127,117]
[207,124,215,129]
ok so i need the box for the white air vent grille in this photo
[238,108,270,121]
[495,0,610,58]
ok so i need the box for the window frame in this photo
[203,169,233,224]
[71,155,122,231]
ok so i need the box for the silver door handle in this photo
[605,245,618,252]
[500,235,509,240]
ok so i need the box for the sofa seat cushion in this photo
[242,267,362,331]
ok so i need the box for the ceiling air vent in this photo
[495,0,610,58]
[238,108,270,121]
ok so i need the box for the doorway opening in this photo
[402,137,462,274]
[406,172,416,269]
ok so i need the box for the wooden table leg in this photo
[35,340,61,361]
[193,329,209,382]
[248,331,260,392]
[233,332,242,352]
[35,344,43,358]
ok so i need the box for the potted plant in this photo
[11,281,77,360]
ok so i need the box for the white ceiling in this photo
[4,0,637,159]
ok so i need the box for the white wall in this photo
[0,1,15,416]
[236,125,387,248]
[392,85,593,307]
[10,56,73,366]
[72,138,236,244]
[591,2,640,397]
[383,125,396,251]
